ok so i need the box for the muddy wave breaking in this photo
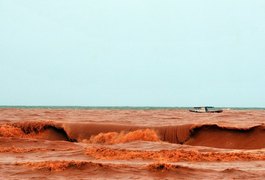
[1,121,265,149]
[87,129,160,144]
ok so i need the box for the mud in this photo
[1,108,265,179]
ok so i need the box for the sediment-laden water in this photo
[1,108,265,179]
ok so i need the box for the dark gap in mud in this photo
[156,124,265,149]
[184,125,265,149]
[44,126,77,142]
[39,126,77,142]
[186,125,256,143]
[12,123,77,142]
[189,125,256,135]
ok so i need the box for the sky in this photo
[1,0,265,107]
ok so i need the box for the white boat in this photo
[189,106,223,113]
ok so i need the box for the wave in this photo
[147,163,206,172]
[147,163,254,178]
[14,160,255,176]
[85,147,265,161]
[1,121,265,149]
[15,160,205,173]
[0,122,72,141]
[16,161,108,172]
[0,147,46,153]
[86,129,160,144]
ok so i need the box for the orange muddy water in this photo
[1,108,265,179]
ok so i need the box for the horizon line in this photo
[0,105,265,109]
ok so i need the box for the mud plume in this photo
[61,123,141,141]
[0,124,25,137]
[87,129,160,144]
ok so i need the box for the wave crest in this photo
[85,147,265,162]
[0,124,25,137]
[87,129,160,144]
[16,161,106,171]
[2,121,265,149]
[0,122,71,141]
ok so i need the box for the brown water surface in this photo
[1,108,265,179]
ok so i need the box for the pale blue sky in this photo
[1,0,265,107]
